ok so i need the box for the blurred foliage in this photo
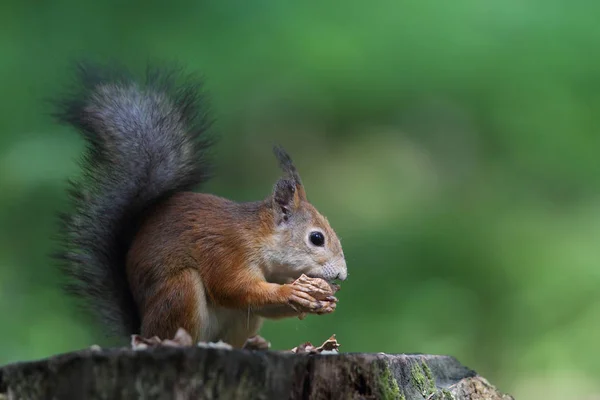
[1,0,599,398]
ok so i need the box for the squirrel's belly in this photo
[203,305,264,348]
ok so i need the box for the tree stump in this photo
[0,346,513,399]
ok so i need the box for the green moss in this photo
[426,388,456,400]
[377,364,404,400]
[410,362,426,391]
[410,361,436,397]
[422,362,434,385]
[427,389,455,400]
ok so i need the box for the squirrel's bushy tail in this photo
[54,62,213,338]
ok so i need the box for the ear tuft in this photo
[273,178,297,222]
[273,145,303,184]
[273,144,306,200]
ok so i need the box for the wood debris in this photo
[291,334,340,354]
[131,328,193,350]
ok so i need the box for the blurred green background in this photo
[1,0,598,398]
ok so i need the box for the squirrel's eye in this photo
[309,231,325,247]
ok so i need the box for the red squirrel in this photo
[53,63,347,348]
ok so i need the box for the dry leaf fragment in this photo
[130,328,193,350]
[131,334,162,350]
[291,334,340,354]
[290,342,316,354]
[317,334,340,352]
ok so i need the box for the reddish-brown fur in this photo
[54,67,346,345]
[127,192,302,343]
[126,173,346,347]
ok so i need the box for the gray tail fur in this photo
[53,62,214,338]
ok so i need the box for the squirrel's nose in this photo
[337,259,348,281]
[336,268,348,281]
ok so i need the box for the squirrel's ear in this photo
[295,183,307,201]
[273,144,307,202]
[272,178,302,223]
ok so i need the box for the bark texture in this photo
[0,347,513,399]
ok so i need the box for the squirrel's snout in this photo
[314,259,347,282]
[334,260,348,281]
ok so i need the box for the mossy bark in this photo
[0,347,513,399]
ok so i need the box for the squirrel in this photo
[52,63,347,348]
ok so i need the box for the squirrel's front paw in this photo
[287,274,338,314]
[293,274,339,301]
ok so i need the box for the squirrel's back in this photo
[54,63,214,337]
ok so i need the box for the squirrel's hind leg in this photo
[139,269,206,342]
